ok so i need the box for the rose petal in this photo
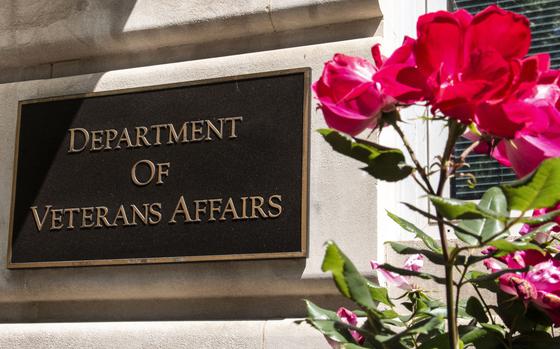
[465,5,531,61]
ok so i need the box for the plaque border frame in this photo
[7,67,310,269]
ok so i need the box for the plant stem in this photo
[391,119,436,195]
[437,120,464,349]
[473,284,495,324]
[441,223,458,349]
[454,264,469,326]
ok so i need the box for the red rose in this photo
[374,5,533,136]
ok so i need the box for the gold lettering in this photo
[130,204,149,225]
[81,207,95,228]
[30,205,52,231]
[169,195,194,223]
[115,128,133,149]
[68,128,90,153]
[105,129,118,150]
[208,198,222,222]
[150,124,168,146]
[131,159,155,186]
[149,203,162,224]
[112,205,133,226]
[224,116,243,138]
[220,197,240,221]
[267,195,283,218]
[96,206,115,227]
[250,196,268,219]
[64,207,80,229]
[90,130,104,151]
[240,196,249,219]
[205,119,224,140]
[168,123,188,144]
[191,120,205,141]
[50,209,64,230]
[194,200,207,221]
[156,162,170,185]
[135,126,151,147]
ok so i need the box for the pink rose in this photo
[488,82,560,177]
[313,46,393,136]
[337,308,364,344]
[519,203,560,243]
[484,250,560,325]
[370,254,423,290]
[465,59,560,178]
[326,307,364,348]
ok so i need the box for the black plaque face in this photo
[8,68,310,268]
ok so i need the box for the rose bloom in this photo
[487,62,560,177]
[378,4,560,178]
[371,254,423,290]
[484,250,560,325]
[313,45,394,136]
[375,6,533,130]
[326,307,364,349]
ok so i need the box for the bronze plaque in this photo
[8,68,310,268]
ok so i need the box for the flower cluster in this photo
[314,5,560,178]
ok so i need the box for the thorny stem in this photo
[391,120,436,195]
[411,172,431,194]
[394,117,465,348]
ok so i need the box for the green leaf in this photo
[387,241,476,266]
[322,241,350,298]
[457,187,508,245]
[429,196,483,219]
[466,296,489,324]
[487,239,543,256]
[376,316,444,344]
[501,157,560,211]
[375,263,447,285]
[305,299,339,320]
[520,222,558,242]
[322,241,376,309]
[417,332,450,349]
[460,325,504,349]
[467,268,529,287]
[512,332,560,349]
[403,203,494,244]
[367,284,393,307]
[466,271,499,292]
[386,211,442,253]
[388,241,445,265]
[318,128,413,182]
[517,209,560,225]
[340,344,370,349]
[304,300,352,343]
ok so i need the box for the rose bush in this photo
[304,4,560,349]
